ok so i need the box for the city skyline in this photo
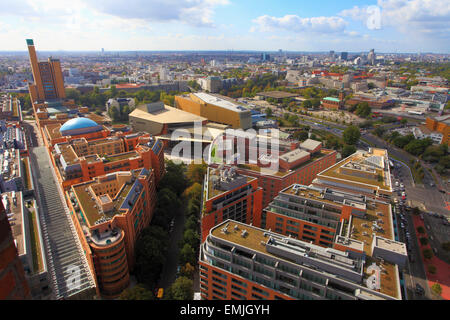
[0,0,449,53]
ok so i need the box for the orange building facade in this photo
[26,39,66,103]
[425,116,450,145]
[65,168,157,298]
[201,167,263,243]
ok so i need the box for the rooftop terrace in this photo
[71,170,143,227]
[317,149,392,192]
[210,220,400,299]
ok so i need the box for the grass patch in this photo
[28,209,43,273]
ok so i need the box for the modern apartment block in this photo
[210,133,338,207]
[312,148,393,201]
[26,39,66,103]
[201,166,263,242]
[175,93,252,129]
[0,199,31,300]
[199,219,403,300]
[65,168,156,298]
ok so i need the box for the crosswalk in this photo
[30,146,96,300]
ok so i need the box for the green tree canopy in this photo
[343,125,361,145]
[119,284,155,300]
[342,144,357,158]
[164,277,193,300]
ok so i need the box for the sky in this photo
[0,0,449,53]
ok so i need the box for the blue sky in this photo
[0,0,449,53]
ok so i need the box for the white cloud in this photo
[340,0,450,38]
[251,14,347,34]
[84,0,229,27]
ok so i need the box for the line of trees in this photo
[164,162,207,300]
[65,86,182,121]
[120,160,188,300]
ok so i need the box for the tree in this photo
[110,85,118,98]
[119,284,155,300]
[427,265,437,274]
[431,283,442,296]
[302,100,312,109]
[417,226,425,234]
[265,107,272,117]
[423,249,433,260]
[343,125,361,145]
[186,163,207,185]
[158,160,188,196]
[183,229,199,249]
[134,226,169,287]
[164,277,193,300]
[373,126,386,138]
[404,138,433,156]
[419,237,429,245]
[355,102,371,118]
[342,144,357,158]
[180,262,195,278]
[108,105,120,122]
[179,243,196,266]
[293,130,309,141]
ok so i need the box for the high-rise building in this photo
[368,49,375,66]
[0,199,31,300]
[26,39,66,103]
[201,166,263,242]
[340,52,348,61]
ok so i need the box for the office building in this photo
[26,39,66,103]
[425,115,450,145]
[66,168,156,298]
[175,93,252,129]
[312,148,393,201]
[199,219,402,300]
[210,132,338,207]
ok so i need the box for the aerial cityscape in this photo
[0,0,449,305]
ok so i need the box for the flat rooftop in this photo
[206,166,255,201]
[279,148,310,164]
[209,220,400,299]
[235,149,334,178]
[193,93,250,113]
[317,149,391,191]
[283,184,366,211]
[71,170,143,227]
[130,104,207,124]
[348,201,394,255]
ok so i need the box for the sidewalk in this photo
[412,214,450,300]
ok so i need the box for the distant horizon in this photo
[1,49,448,55]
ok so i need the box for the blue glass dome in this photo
[60,117,101,135]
